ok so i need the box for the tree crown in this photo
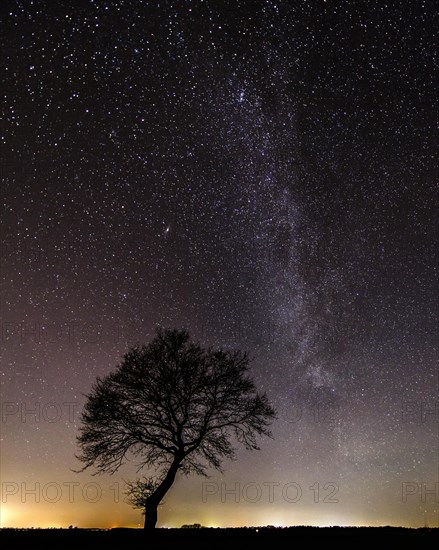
[76,328,276,476]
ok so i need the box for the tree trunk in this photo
[143,456,182,529]
[143,502,158,530]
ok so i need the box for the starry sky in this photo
[1,0,438,529]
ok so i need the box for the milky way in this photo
[1,1,438,528]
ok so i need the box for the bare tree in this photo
[76,328,276,529]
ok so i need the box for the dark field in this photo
[0,527,437,548]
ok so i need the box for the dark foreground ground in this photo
[0,527,437,548]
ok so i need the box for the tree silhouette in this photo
[124,476,162,512]
[76,328,276,529]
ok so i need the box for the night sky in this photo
[1,0,438,529]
